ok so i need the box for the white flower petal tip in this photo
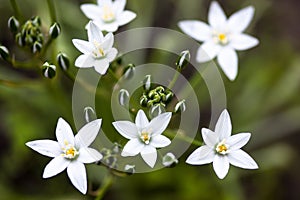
[178,1,258,81]
[80,0,136,32]
[113,109,172,168]
[186,109,258,179]
[26,117,102,194]
[72,21,117,75]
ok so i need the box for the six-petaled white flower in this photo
[112,110,172,168]
[178,1,259,80]
[186,109,258,179]
[26,118,103,194]
[72,21,118,75]
[81,0,136,32]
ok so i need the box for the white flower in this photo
[26,118,103,194]
[112,110,172,168]
[81,0,136,32]
[162,152,178,167]
[186,109,258,179]
[178,1,259,80]
[72,21,118,75]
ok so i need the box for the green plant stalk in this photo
[108,68,120,82]
[164,129,203,146]
[95,174,114,200]
[47,0,57,23]
[167,69,181,90]
[10,0,23,21]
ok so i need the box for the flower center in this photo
[140,131,151,144]
[92,40,105,58]
[213,32,229,45]
[215,139,229,155]
[62,141,79,159]
[102,5,115,23]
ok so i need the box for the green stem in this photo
[10,0,23,21]
[108,68,119,82]
[47,0,57,23]
[167,69,181,90]
[164,129,203,146]
[94,174,114,200]
[0,79,38,87]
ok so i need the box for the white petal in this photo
[230,34,259,51]
[186,145,215,165]
[43,156,70,178]
[87,21,104,43]
[228,149,258,169]
[106,48,118,62]
[151,135,171,148]
[112,121,138,139]
[26,140,61,157]
[196,41,221,62]
[178,20,212,42]
[121,138,144,156]
[97,0,111,7]
[148,112,172,136]
[227,133,251,151]
[56,118,75,147]
[102,32,114,50]
[94,59,110,74]
[78,147,103,163]
[72,39,93,54]
[113,0,126,14]
[228,6,254,33]
[75,55,95,68]
[75,119,102,148]
[217,47,238,81]
[140,145,157,168]
[80,4,102,20]
[117,11,136,26]
[94,20,119,32]
[201,128,218,148]
[208,1,227,28]
[214,109,232,140]
[135,109,149,129]
[213,155,230,179]
[67,161,87,194]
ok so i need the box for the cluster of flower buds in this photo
[140,85,174,108]
[98,143,122,170]
[13,16,44,53]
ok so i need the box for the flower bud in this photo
[118,89,130,106]
[139,94,148,107]
[162,152,178,168]
[84,106,96,123]
[49,22,61,39]
[42,62,56,79]
[123,63,135,79]
[15,33,24,46]
[143,75,151,91]
[31,16,41,26]
[176,50,190,70]
[0,45,9,60]
[8,16,19,33]
[149,103,165,118]
[174,99,186,113]
[124,164,135,175]
[56,52,70,71]
[32,41,42,53]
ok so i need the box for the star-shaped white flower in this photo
[178,1,259,80]
[26,118,103,194]
[112,110,172,168]
[186,109,258,179]
[81,0,136,32]
[72,21,118,75]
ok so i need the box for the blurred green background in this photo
[0,0,300,199]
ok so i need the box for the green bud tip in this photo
[57,52,70,71]
[49,23,61,39]
[176,50,190,70]
[0,46,10,60]
[8,16,19,33]
[42,62,56,79]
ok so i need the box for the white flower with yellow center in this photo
[72,21,118,75]
[81,0,136,32]
[112,110,172,168]
[178,1,259,81]
[26,118,103,194]
[186,109,258,179]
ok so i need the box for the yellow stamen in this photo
[102,5,115,22]
[140,132,150,144]
[216,139,228,155]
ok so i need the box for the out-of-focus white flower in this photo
[72,21,118,75]
[186,109,258,179]
[113,110,172,168]
[81,0,136,32]
[26,118,103,194]
[178,1,259,80]
[162,152,178,167]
